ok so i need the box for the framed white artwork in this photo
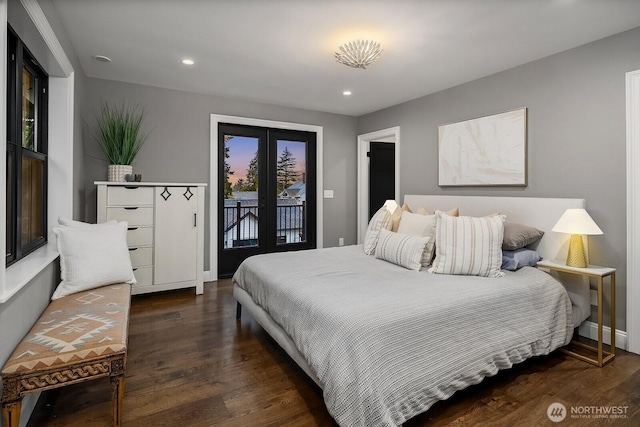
[438,107,527,186]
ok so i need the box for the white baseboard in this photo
[203,271,213,282]
[578,320,627,350]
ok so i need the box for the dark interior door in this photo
[218,124,316,277]
[368,141,395,219]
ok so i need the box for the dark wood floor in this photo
[28,280,640,426]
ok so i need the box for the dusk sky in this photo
[226,136,306,186]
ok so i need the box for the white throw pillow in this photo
[397,211,437,267]
[58,217,117,228]
[429,212,506,278]
[375,229,430,271]
[52,221,136,300]
[363,206,392,255]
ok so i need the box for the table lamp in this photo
[552,208,603,268]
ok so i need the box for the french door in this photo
[218,123,316,277]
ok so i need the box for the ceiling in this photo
[49,0,640,116]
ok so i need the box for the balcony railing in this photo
[223,201,306,248]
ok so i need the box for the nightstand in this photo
[537,259,615,367]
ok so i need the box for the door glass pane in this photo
[223,135,259,249]
[21,155,44,246]
[22,67,36,151]
[276,140,306,245]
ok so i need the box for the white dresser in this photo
[96,182,207,295]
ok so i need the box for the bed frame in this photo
[234,195,589,391]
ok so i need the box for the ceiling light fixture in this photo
[335,40,383,69]
[182,59,195,65]
[343,90,352,96]
[92,55,112,63]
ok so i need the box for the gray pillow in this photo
[502,222,544,250]
[501,248,542,271]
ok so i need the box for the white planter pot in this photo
[108,165,133,182]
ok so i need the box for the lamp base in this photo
[566,234,587,268]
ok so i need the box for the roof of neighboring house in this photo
[223,210,258,233]
[279,179,306,200]
[231,191,258,200]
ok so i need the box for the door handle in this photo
[128,227,138,231]
[128,247,138,252]
[194,213,197,227]
[124,207,139,210]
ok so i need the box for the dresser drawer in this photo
[129,247,153,267]
[126,226,153,247]
[132,266,153,287]
[107,186,154,206]
[107,206,154,226]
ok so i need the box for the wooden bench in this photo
[1,283,131,427]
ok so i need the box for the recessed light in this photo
[93,55,111,63]
[182,59,194,65]
[343,90,352,96]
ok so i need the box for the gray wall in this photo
[83,79,359,270]
[358,26,640,331]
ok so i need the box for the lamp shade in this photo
[552,209,603,235]
[383,199,399,214]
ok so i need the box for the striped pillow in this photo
[363,206,393,255]
[429,212,506,278]
[375,229,430,271]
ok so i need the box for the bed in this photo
[232,195,590,426]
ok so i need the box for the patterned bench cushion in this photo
[2,283,131,375]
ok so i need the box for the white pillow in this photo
[363,206,392,255]
[52,221,136,300]
[58,217,117,228]
[397,211,437,267]
[375,229,430,271]
[429,212,506,278]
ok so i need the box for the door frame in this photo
[626,69,640,354]
[357,126,400,243]
[210,114,323,281]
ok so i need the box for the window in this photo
[6,27,48,266]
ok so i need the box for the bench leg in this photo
[2,400,22,427]
[110,375,125,427]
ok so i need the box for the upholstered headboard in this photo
[403,195,586,263]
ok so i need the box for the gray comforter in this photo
[233,245,573,426]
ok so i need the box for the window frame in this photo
[6,26,49,266]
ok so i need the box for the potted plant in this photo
[94,102,150,182]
